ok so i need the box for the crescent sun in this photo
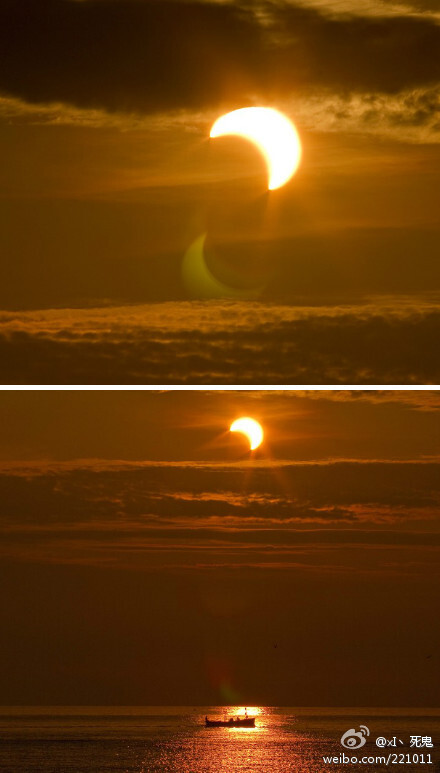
[210,107,302,190]
[230,417,264,451]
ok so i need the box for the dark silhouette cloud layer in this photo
[1,0,440,115]
[0,301,439,384]
[1,459,439,571]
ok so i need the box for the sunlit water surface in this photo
[0,707,439,772]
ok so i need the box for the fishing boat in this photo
[205,711,256,728]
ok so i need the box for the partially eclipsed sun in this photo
[210,107,302,190]
[230,417,264,451]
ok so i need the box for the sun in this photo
[230,417,264,451]
[210,107,302,190]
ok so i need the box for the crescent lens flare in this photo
[230,417,264,451]
[181,233,264,300]
[210,107,302,190]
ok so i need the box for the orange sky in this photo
[0,390,438,706]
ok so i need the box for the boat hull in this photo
[205,717,256,728]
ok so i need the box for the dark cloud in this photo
[1,459,439,522]
[0,301,439,384]
[1,0,440,115]
[0,0,263,114]
[270,4,440,95]
[1,460,439,571]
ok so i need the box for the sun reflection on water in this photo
[235,706,262,717]
[5,706,438,773]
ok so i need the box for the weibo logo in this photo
[340,726,370,750]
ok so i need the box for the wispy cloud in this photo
[282,389,440,410]
[286,86,440,142]
[2,85,439,143]
[285,0,440,20]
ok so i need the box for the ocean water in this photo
[0,707,439,773]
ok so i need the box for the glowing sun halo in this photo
[230,417,264,451]
[210,107,302,190]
